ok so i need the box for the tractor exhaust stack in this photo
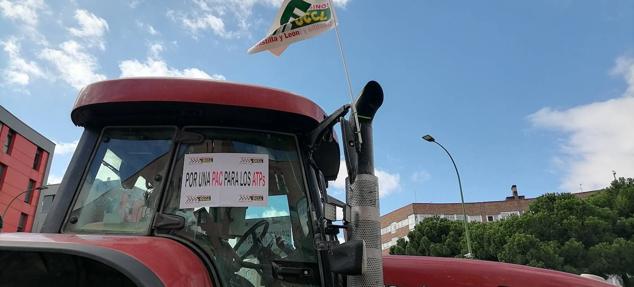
[344,81,384,287]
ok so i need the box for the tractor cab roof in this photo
[70,78,340,180]
[72,78,327,133]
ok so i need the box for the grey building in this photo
[32,184,59,232]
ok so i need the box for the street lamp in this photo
[0,186,48,231]
[422,134,473,258]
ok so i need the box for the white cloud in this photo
[128,0,142,9]
[68,9,109,50]
[119,43,225,80]
[376,169,401,198]
[119,59,224,79]
[261,207,289,218]
[47,174,63,185]
[53,140,79,156]
[0,0,45,28]
[529,55,634,192]
[149,43,163,58]
[168,9,235,39]
[330,160,347,190]
[2,8,108,91]
[329,160,401,198]
[611,56,634,97]
[1,37,45,86]
[410,170,431,183]
[147,25,158,35]
[332,0,350,7]
[39,40,107,90]
[182,14,230,38]
[136,21,159,36]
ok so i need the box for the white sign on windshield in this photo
[180,153,269,209]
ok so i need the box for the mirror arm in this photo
[306,105,355,250]
[326,194,345,207]
[307,104,350,151]
[307,157,327,199]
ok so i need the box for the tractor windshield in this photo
[158,128,320,287]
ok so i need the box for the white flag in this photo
[248,0,336,56]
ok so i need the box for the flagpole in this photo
[328,0,363,144]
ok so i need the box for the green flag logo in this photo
[280,0,312,25]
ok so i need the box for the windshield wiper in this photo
[101,160,120,175]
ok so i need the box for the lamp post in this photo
[0,186,47,231]
[422,135,473,258]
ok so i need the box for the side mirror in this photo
[328,240,366,275]
[0,215,3,230]
[307,105,350,182]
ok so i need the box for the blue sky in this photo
[1,0,633,214]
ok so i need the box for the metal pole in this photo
[327,0,362,145]
[1,186,47,231]
[414,188,417,203]
[432,141,473,258]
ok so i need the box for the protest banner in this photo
[180,153,269,208]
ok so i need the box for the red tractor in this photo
[0,78,613,287]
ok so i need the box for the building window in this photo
[468,215,482,222]
[0,163,6,188]
[389,222,397,233]
[3,129,15,154]
[24,179,36,204]
[33,148,43,170]
[17,213,28,232]
[487,215,494,222]
[499,211,521,220]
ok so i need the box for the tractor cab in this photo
[0,78,379,287]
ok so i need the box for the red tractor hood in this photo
[0,233,212,287]
[383,255,614,287]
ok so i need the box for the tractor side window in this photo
[64,127,175,235]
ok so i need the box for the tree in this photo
[390,177,634,286]
[390,217,464,256]
[587,238,634,286]
[498,233,563,270]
